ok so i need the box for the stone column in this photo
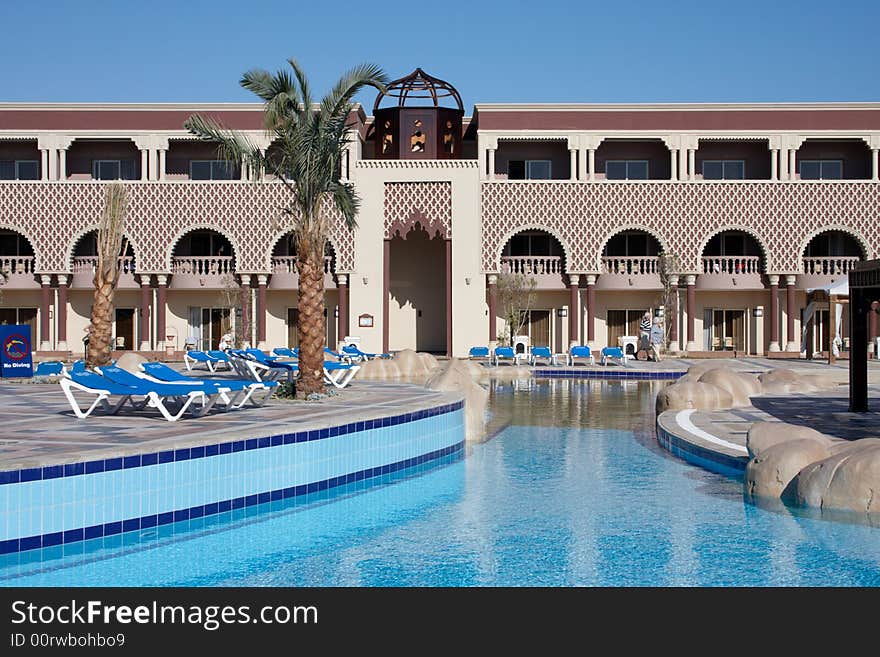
[770,149,778,181]
[588,149,596,181]
[678,147,688,181]
[688,149,696,181]
[40,149,49,181]
[789,150,797,181]
[487,274,498,345]
[240,158,248,182]
[785,274,798,352]
[569,148,577,181]
[149,149,159,181]
[578,147,587,182]
[685,274,696,351]
[39,274,52,350]
[240,275,252,347]
[140,149,149,181]
[870,300,879,359]
[156,274,168,351]
[568,274,580,347]
[586,274,596,346]
[47,147,58,181]
[58,148,67,181]
[56,275,69,351]
[872,149,879,181]
[487,148,496,180]
[158,149,167,181]
[336,273,349,345]
[446,239,452,357]
[383,239,390,354]
[256,274,268,350]
[667,274,679,352]
[778,149,788,181]
[670,149,678,180]
[139,275,151,351]
[768,275,780,352]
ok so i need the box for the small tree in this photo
[656,252,681,349]
[216,273,243,347]
[497,271,537,346]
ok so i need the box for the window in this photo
[92,160,136,180]
[190,160,237,180]
[799,160,842,180]
[0,160,39,180]
[702,160,745,180]
[507,160,552,180]
[605,160,649,180]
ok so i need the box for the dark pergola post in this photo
[849,285,868,412]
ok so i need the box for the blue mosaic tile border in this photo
[0,401,463,485]
[0,441,464,556]
[534,369,684,380]
[655,420,747,478]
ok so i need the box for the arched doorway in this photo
[803,230,864,275]
[0,229,38,342]
[702,230,764,274]
[386,223,449,354]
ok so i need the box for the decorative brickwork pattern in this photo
[481,182,880,273]
[0,182,355,273]
[384,181,452,239]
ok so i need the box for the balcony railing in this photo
[171,256,234,277]
[270,255,333,274]
[72,255,135,274]
[0,256,36,277]
[601,256,659,275]
[802,256,861,276]
[500,255,563,277]
[702,256,762,275]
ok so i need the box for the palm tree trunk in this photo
[87,278,115,367]
[296,251,326,397]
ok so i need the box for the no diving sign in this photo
[0,324,34,378]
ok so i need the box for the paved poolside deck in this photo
[0,379,462,471]
[656,383,880,474]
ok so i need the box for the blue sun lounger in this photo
[601,346,627,367]
[272,347,298,359]
[529,346,553,366]
[183,350,223,372]
[570,345,595,366]
[342,344,391,361]
[206,350,233,370]
[492,346,518,366]
[468,346,490,360]
[138,362,277,408]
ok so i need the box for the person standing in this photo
[649,317,665,362]
[639,312,652,351]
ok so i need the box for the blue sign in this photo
[0,324,34,378]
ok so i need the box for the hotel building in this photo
[1,69,879,359]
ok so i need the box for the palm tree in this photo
[184,60,386,397]
[87,184,129,368]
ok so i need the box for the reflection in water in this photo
[2,379,878,586]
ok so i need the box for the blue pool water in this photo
[2,378,878,586]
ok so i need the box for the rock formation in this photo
[425,359,489,443]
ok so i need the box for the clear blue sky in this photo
[2,0,878,108]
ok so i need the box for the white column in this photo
[670,149,678,181]
[39,274,53,351]
[56,275,68,351]
[487,148,496,180]
[58,148,67,181]
[140,149,148,181]
[784,274,799,352]
[156,274,168,350]
[149,149,159,181]
[158,149,167,181]
[588,148,596,181]
[871,148,879,181]
[778,149,788,181]
[667,275,680,352]
[578,147,587,181]
[684,274,697,351]
[789,149,797,180]
[678,147,688,181]
[569,148,577,181]
[48,148,58,181]
[768,274,780,352]
[40,149,49,181]
[770,149,778,181]
[240,158,248,181]
[687,149,696,181]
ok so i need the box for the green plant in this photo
[496,271,537,346]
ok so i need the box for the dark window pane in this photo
[724,161,744,179]
[191,161,212,180]
[629,161,648,179]
[95,161,120,180]
[212,161,236,180]
[606,161,627,179]
[800,161,821,180]
[16,161,39,180]
[0,161,13,180]
[526,160,551,180]
[508,160,525,180]
[703,161,723,179]
[821,161,842,179]
[120,160,136,180]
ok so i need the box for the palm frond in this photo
[329,181,359,230]
[320,63,387,120]
[183,114,265,175]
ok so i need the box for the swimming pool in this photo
[2,378,878,586]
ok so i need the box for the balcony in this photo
[500,255,565,288]
[269,255,335,289]
[596,256,661,290]
[698,256,764,290]
[0,256,38,289]
[71,256,138,289]
[170,256,235,289]
[799,256,861,289]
